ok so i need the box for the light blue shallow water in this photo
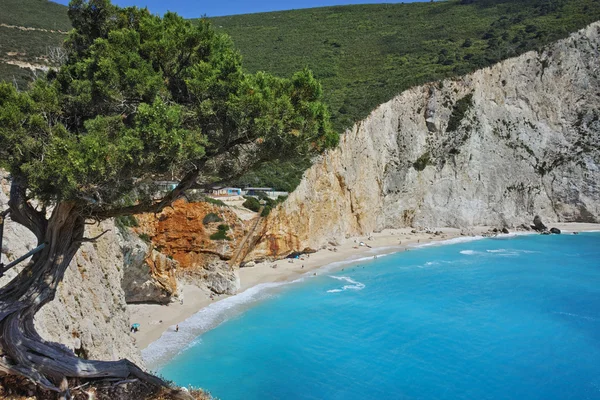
[157,233,600,400]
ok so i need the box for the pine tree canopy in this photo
[0,0,337,217]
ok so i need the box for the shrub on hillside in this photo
[203,212,223,225]
[203,196,227,207]
[260,206,272,217]
[242,196,261,212]
[210,224,231,241]
[209,230,231,240]
[413,152,432,171]
[446,93,474,132]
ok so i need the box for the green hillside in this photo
[1,0,600,189]
[210,0,600,131]
[0,0,70,29]
[0,0,69,88]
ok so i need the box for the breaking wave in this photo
[327,276,365,293]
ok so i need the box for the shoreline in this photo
[129,222,600,358]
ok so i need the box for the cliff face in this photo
[253,22,600,257]
[0,172,143,366]
[118,232,180,304]
[128,199,244,297]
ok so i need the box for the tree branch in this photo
[78,229,110,243]
[8,175,47,242]
[87,168,200,220]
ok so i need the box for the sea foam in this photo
[326,276,365,293]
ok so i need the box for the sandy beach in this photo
[128,222,600,350]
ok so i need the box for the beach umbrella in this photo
[132,323,140,329]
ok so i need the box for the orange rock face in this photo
[134,199,247,270]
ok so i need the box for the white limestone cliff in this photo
[253,22,600,257]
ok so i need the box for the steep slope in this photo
[251,22,600,257]
[0,171,143,365]
[0,0,68,88]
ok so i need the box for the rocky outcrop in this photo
[0,171,143,365]
[127,199,245,298]
[118,232,179,304]
[251,22,600,258]
[532,215,547,232]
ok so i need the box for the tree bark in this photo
[0,194,165,393]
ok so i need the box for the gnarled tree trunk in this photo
[0,183,166,394]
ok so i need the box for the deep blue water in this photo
[155,233,600,400]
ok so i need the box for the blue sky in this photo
[53,0,427,18]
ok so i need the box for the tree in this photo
[0,0,337,394]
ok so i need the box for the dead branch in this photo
[79,229,110,243]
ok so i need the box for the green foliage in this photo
[0,0,71,30]
[0,0,336,213]
[0,63,35,94]
[242,196,261,212]
[210,224,231,240]
[255,192,288,216]
[2,0,600,192]
[115,215,138,228]
[209,230,230,240]
[413,152,432,172]
[185,191,228,206]
[227,158,311,191]
[260,206,272,217]
[202,197,227,207]
[138,233,151,243]
[209,0,600,133]
[114,214,138,235]
[202,212,223,225]
[446,93,474,132]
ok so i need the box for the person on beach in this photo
[176,325,179,332]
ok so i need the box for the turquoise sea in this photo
[147,232,600,400]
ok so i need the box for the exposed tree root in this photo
[0,374,209,399]
[0,183,176,397]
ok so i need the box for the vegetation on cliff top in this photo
[209,0,600,132]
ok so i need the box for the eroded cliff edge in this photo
[252,22,600,257]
